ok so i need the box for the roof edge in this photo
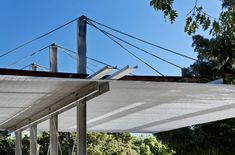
[0,68,88,79]
[120,75,208,83]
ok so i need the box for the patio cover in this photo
[0,73,235,133]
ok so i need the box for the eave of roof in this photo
[0,68,88,79]
[120,75,208,83]
[0,68,209,83]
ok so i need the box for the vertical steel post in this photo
[77,15,87,74]
[31,63,37,71]
[30,124,37,155]
[77,15,87,155]
[77,100,87,155]
[49,43,59,155]
[50,43,58,72]
[50,115,58,155]
[15,130,22,155]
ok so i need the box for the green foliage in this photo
[87,132,138,155]
[150,0,178,23]
[87,132,174,155]
[37,132,49,155]
[155,118,235,155]
[0,131,14,155]
[150,0,235,78]
[133,135,175,155]
[181,61,219,81]
[222,0,235,9]
[150,0,235,36]
[152,2,235,154]
[0,132,173,155]
[224,73,235,84]
[193,35,235,72]
[182,33,235,79]
[37,132,76,155]
[22,135,30,155]
[58,132,75,154]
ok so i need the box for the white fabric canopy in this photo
[1,75,235,133]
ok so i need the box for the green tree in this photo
[133,135,174,155]
[87,132,138,155]
[14,132,173,155]
[155,24,235,155]
[0,131,14,155]
[37,132,49,155]
[152,1,235,154]
[37,132,75,155]
[151,0,235,81]
[155,118,235,155]
[22,134,30,155]
[182,34,235,80]
[150,0,235,36]
[87,132,174,155]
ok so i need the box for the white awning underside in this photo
[0,75,235,133]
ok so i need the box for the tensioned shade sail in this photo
[0,75,235,133]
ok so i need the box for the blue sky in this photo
[0,0,221,76]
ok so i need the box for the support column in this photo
[77,15,87,155]
[31,63,37,71]
[77,15,87,74]
[50,115,58,155]
[49,43,59,155]
[15,130,22,155]
[77,100,87,155]
[30,124,37,155]
[50,43,58,72]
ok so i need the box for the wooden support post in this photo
[15,130,22,155]
[77,15,87,155]
[30,124,37,155]
[50,114,58,155]
[50,43,58,72]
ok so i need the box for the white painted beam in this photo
[106,65,137,80]
[88,66,116,79]
[7,82,103,131]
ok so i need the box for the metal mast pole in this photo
[15,130,22,155]
[50,43,58,72]
[77,15,87,155]
[30,124,37,155]
[77,15,87,74]
[31,63,37,71]
[50,115,58,155]
[49,43,59,155]
[29,63,38,155]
